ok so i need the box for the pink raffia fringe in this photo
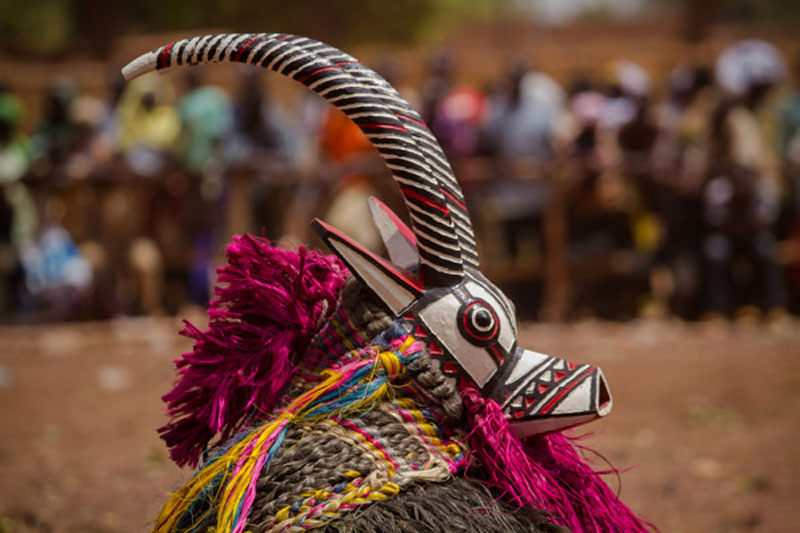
[159,234,348,467]
[462,388,656,533]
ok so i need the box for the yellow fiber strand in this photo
[268,478,403,532]
[332,319,357,353]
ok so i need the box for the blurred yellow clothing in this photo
[633,211,661,251]
[116,75,180,153]
[118,107,180,152]
[727,106,779,185]
[678,88,715,145]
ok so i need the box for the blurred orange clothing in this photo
[319,108,374,162]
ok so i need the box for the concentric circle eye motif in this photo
[458,300,499,346]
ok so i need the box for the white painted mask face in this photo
[315,204,612,438]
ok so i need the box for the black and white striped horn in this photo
[122,33,478,286]
[310,43,480,270]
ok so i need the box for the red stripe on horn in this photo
[400,188,449,216]
[440,187,467,211]
[359,123,409,133]
[297,65,341,84]
[158,43,174,69]
[235,35,262,61]
[395,113,427,128]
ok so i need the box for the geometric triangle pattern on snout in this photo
[512,358,590,417]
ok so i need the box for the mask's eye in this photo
[458,300,499,346]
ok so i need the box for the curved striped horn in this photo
[122,33,476,286]
[305,45,480,270]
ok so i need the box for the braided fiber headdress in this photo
[124,34,652,532]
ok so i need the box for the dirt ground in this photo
[0,314,798,533]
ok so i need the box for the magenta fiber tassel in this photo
[159,234,348,467]
[462,388,655,533]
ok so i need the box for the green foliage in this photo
[0,0,74,56]
[0,0,503,57]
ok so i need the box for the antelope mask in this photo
[124,32,611,441]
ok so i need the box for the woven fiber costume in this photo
[123,33,651,533]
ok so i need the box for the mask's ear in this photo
[367,196,419,270]
[312,219,423,316]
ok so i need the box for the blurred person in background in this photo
[175,69,233,304]
[431,85,487,160]
[61,95,111,182]
[615,61,660,249]
[482,57,563,161]
[24,82,124,319]
[31,78,80,174]
[16,187,93,320]
[116,74,186,313]
[422,49,487,161]
[614,65,665,316]
[31,76,118,185]
[228,68,298,241]
[563,76,633,260]
[228,68,294,164]
[59,94,126,318]
[701,39,788,318]
[563,85,607,237]
[479,57,563,260]
[558,76,644,317]
[116,73,180,177]
[420,48,454,130]
[649,65,716,318]
[178,69,233,175]
[0,85,36,315]
[93,71,128,163]
[422,48,493,162]
[601,61,651,130]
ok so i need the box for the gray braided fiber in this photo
[246,405,454,532]
[340,277,394,342]
[248,423,378,527]
[349,408,433,472]
[340,277,463,420]
[403,344,464,420]
[320,476,569,533]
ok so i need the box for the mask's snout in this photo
[493,347,613,438]
[596,370,613,416]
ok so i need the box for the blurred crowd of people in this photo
[0,65,304,319]
[419,39,800,320]
[2,38,800,322]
